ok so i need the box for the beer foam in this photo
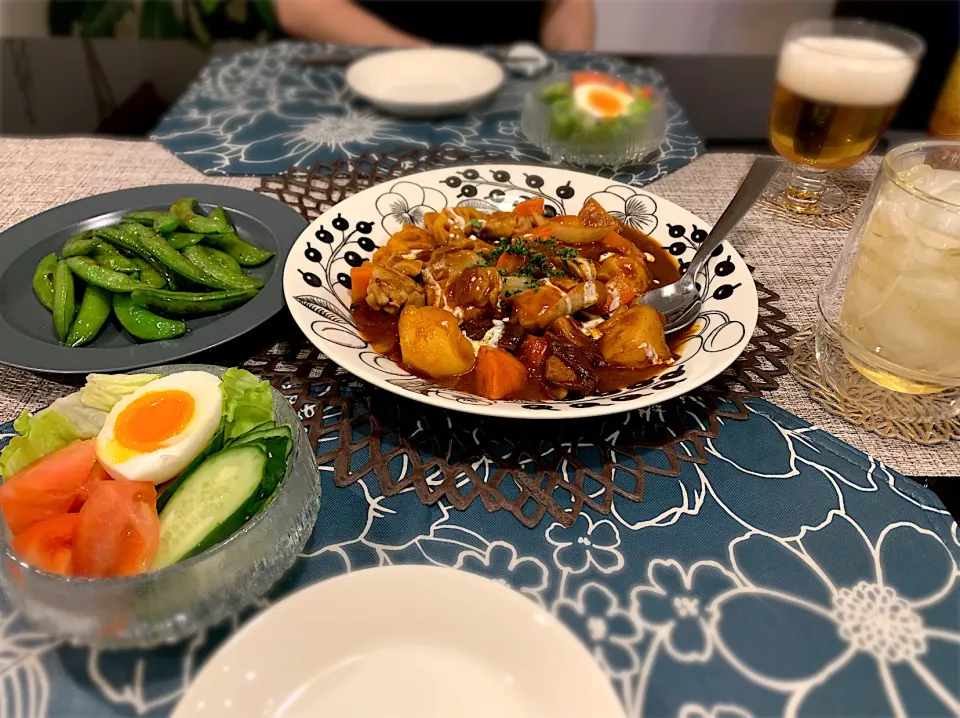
[778,36,917,107]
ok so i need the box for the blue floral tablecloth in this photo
[150,42,704,185]
[1,398,957,718]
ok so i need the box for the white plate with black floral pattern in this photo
[282,165,758,419]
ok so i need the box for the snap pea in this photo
[124,211,180,234]
[182,245,263,291]
[202,231,275,267]
[125,223,229,290]
[166,232,205,250]
[91,243,138,274]
[113,293,185,342]
[95,226,145,257]
[128,258,167,288]
[65,257,148,293]
[32,253,58,312]
[62,231,100,258]
[207,206,233,233]
[111,225,182,289]
[53,260,76,343]
[66,284,111,347]
[171,198,222,234]
[206,246,265,288]
[131,287,259,316]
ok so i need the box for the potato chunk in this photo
[399,306,476,378]
[598,305,671,368]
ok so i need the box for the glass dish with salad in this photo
[0,364,320,648]
[521,71,666,166]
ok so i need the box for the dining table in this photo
[0,42,958,718]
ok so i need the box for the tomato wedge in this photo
[12,513,80,575]
[70,463,111,513]
[0,440,96,535]
[72,481,160,578]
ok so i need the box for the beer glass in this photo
[767,20,924,215]
[817,141,960,422]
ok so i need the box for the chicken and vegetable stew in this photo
[350,197,685,401]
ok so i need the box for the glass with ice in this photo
[817,141,960,421]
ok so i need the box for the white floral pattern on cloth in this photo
[0,398,956,718]
[150,42,705,183]
[546,513,625,575]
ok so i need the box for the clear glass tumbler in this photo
[766,20,924,215]
[816,141,960,422]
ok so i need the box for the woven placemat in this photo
[788,326,960,445]
[756,170,870,232]
[253,148,798,527]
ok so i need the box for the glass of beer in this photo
[816,140,960,423]
[767,20,924,215]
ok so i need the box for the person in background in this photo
[274,0,595,51]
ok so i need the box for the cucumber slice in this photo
[156,429,224,512]
[154,445,266,569]
[230,423,292,452]
[227,421,278,443]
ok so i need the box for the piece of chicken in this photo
[452,266,503,318]
[509,280,601,332]
[366,264,426,315]
[479,212,534,241]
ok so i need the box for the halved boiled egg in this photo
[573,83,635,119]
[95,372,222,484]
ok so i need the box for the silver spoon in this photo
[637,156,782,333]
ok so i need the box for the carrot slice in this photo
[601,232,641,257]
[351,263,374,305]
[476,346,528,400]
[496,253,526,272]
[513,198,544,217]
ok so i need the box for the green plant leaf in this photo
[186,0,212,45]
[250,0,277,29]
[78,0,134,36]
[199,0,220,14]
[140,0,186,38]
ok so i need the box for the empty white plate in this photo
[346,48,504,117]
[174,566,625,718]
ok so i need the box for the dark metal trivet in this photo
[253,148,797,528]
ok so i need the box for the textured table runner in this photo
[150,42,704,184]
[0,138,955,475]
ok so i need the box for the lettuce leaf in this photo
[220,368,273,440]
[48,392,108,439]
[0,409,80,480]
[80,373,160,412]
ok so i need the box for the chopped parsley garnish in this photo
[470,218,483,229]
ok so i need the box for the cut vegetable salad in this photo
[0,368,291,577]
[540,71,657,145]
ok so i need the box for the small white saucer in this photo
[173,566,625,718]
[346,47,504,117]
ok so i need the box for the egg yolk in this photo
[587,87,627,118]
[114,390,195,453]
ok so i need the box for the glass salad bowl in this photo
[521,71,667,166]
[0,364,321,649]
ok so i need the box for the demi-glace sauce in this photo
[352,226,688,401]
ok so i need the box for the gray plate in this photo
[0,184,307,374]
